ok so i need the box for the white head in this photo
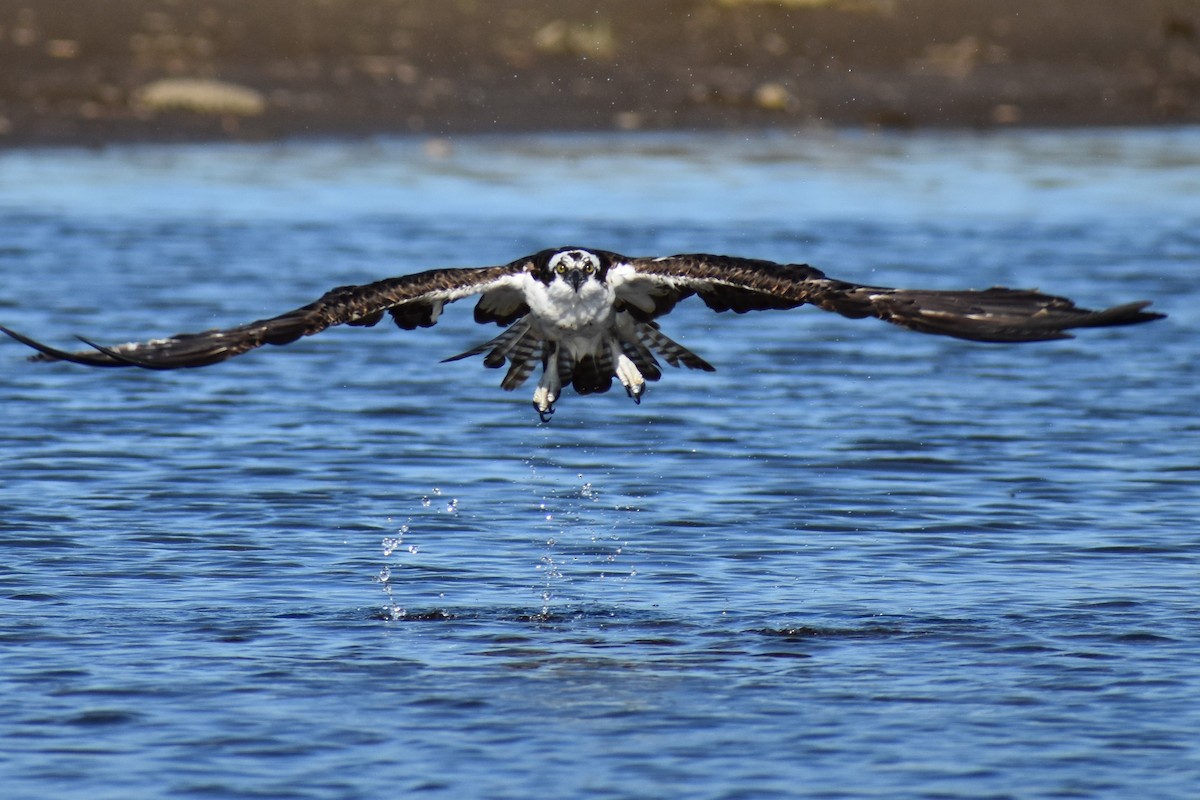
[545,249,603,292]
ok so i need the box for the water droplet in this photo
[382,604,407,621]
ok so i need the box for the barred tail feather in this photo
[618,335,663,382]
[441,318,532,366]
[635,323,714,372]
[500,335,543,390]
[440,318,546,391]
[501,350,541,391]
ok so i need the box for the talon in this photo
[533,396,555,422]
[531,384,558,421]
[614,353,645,406]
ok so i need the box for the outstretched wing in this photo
[1,260,535,369]
[609,254,1164,342]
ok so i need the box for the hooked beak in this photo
[566,269,585,292]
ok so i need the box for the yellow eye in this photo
[584,264,594,273]
[556,264,566,273]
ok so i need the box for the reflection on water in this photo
[0,127,1198,800]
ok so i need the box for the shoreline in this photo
[2,0,1199,149]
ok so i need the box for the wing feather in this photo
[2,249,1166,378]
[616,254,1164,343]
[2,261,533,369]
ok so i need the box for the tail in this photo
[441,318,546,391]
[626,321,714,372]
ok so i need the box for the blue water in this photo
[1,128,1198,799]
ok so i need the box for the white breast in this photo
[524,279,616,337]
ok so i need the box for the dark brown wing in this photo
[614,254,1164,343]
[1,261,534,369]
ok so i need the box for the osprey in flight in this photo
[2,247,1163,421]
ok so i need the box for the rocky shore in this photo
[2,0,1199,147]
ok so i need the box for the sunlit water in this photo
[1,128,1198,799]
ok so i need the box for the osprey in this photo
[1,247,1163,421]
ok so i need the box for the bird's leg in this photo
[614,354,646,405]
[531,342,561,421]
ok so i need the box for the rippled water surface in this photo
[1,129,1198,799]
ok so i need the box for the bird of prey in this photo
[1,247,1164,421]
